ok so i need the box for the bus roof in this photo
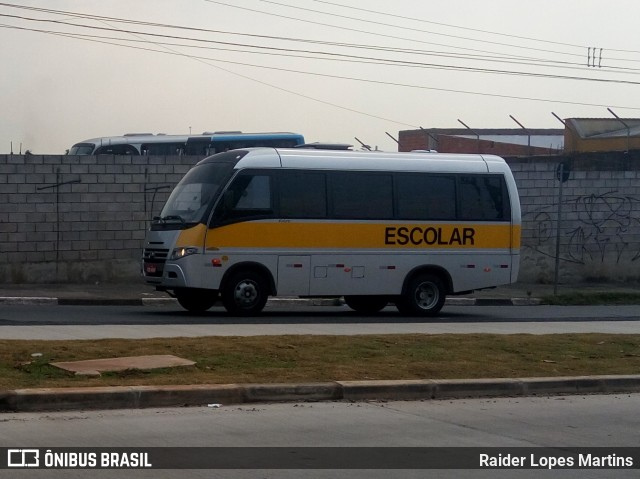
[72,132,304,147]
[224,148,510,174]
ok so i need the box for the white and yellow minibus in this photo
[142,148,521,316]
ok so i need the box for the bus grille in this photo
[143,248,169,277]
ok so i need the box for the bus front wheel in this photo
[221,270,269,316]
[397,273,446,317]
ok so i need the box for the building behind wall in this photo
[398,128,564,155]
[399,118,640,156]
[564,118,640,153]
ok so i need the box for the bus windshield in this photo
[157,162,234,226]
[68,143,95,155]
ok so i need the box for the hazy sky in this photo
[1,0,639,154]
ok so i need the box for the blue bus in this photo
[68,131,305,156]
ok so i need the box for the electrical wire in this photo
[207,0,640,65]
[2,1,638,74]
[2,12,639,84]
[4,22,638,112]
[259,0,584,58]
[2,0,639,136]
[308,0,640,56]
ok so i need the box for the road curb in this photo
[0,296,540,306]
[0,297,59,305]
[2,375,640,412]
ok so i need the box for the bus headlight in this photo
[170,246,199,260]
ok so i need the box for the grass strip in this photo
[2,334,640,390]
[540,292,640,305]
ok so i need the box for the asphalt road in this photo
[0,303,639,339]
[1,394,639,478]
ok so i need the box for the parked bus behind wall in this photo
[68,132,305,156]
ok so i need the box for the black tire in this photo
[344,295,388,314]
[221,270,269,316]
[175,289,218,313]
[397,273,447,317]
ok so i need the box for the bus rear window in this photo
[458,175,510,221]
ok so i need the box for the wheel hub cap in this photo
[416,282,438,309]
[234,280,258,306]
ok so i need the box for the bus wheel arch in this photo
[220,263,275,316]
[397,267,451,317]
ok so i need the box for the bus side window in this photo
[94,144,139,155]
[458,175,507,220]
[329,172,393,219]
[277,171,327,218]
[217,173,273,222]
[396,174,456,220]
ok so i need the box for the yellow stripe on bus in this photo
[197,222,520,249]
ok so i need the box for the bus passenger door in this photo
[277,256,311,296]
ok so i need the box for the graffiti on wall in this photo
[523,191,640,265]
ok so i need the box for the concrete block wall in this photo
[1,151,640,284]
[0,154,198,283]
[507,152,640,283]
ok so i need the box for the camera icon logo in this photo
[7,449,40,468]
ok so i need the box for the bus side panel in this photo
[204,220,516,296]
[308,251,513,296]
[511,224,521,283]
[309,253,405,296]
[485,159,521,284]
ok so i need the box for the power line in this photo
[0,4,553,64]
[307,0,640,58]
[208,0,640,65]
[203,0,579,63]
[259,0,583,58]
[2,1,639,75]
[5,22,639,112]
[2,0,639,136]
[308,1,568,50]
[3,12,640,84]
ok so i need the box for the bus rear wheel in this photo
[175,289,218,313]
[221,270,269,316]
[344,296,388,314]
[397,273,446,317]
